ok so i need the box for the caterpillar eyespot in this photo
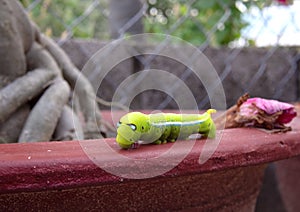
[116,109,217,149]
[128,124,137,131]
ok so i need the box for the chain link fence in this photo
[22,0,300,110]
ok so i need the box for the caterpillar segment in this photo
[116,109,216,149]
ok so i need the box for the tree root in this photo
[0,69,56,124]
[0,104,30,143]
[18,79,70,142]
[0,0,107,142]
[53,106,84,141]
[0,0,30,85]
[39,33,106,137]
[26,42,62,76]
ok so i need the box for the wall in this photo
[60,39,299,109]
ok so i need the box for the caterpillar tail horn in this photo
[206,109,217,115]
[206,109,217,139]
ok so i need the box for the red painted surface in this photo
[0,111,299,193]
[0,111,299,211]
[276,156,300,212]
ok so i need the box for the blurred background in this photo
[21,0,299,46]
[20,0,300,110]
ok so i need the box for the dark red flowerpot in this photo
[273,107,300,212]
[0,111,300,211]
[275,156,300,212]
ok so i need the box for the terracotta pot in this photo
[0,111,299,211]
[0,163,266,211]
[275,156,300,212]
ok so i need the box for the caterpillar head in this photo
[116,112,149,149]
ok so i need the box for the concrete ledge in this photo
[0,111,300,211]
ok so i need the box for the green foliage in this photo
[145,0,251,46]
[20,0,268,46]
[21,0,109,39]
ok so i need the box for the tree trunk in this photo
[109,0,144,38]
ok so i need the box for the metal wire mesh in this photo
[22,0,300,109]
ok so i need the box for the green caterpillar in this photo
[116,109,216,149]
